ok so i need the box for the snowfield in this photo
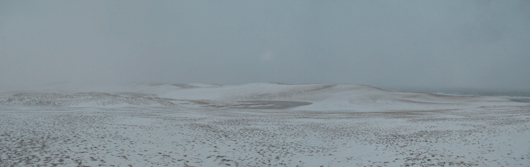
[0,83,529,166]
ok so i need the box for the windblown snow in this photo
[1,83,529,166]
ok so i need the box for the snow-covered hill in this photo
[0,83,522,111]
[0,92,177,107]
[160,83,517,111]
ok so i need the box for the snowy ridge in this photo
[161,83,509,102]
[0,92,177,107]
[0,82,522,110]
[160,83,518,111]
[0,83,221,107]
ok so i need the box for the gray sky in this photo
[1,0,529,90]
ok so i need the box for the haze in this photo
[1,0,529,91]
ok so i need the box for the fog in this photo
[1,0,529,91]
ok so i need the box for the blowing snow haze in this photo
[1,0,529,91]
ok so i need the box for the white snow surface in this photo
[1,82,518,110]
[1,83,529,166]
[159,83,516,111]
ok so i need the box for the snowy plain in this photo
[0,83,529,166]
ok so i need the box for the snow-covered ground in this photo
[1,83,529,166]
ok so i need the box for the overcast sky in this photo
[1,0,529,90]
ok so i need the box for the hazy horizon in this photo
[1,0,529,91]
